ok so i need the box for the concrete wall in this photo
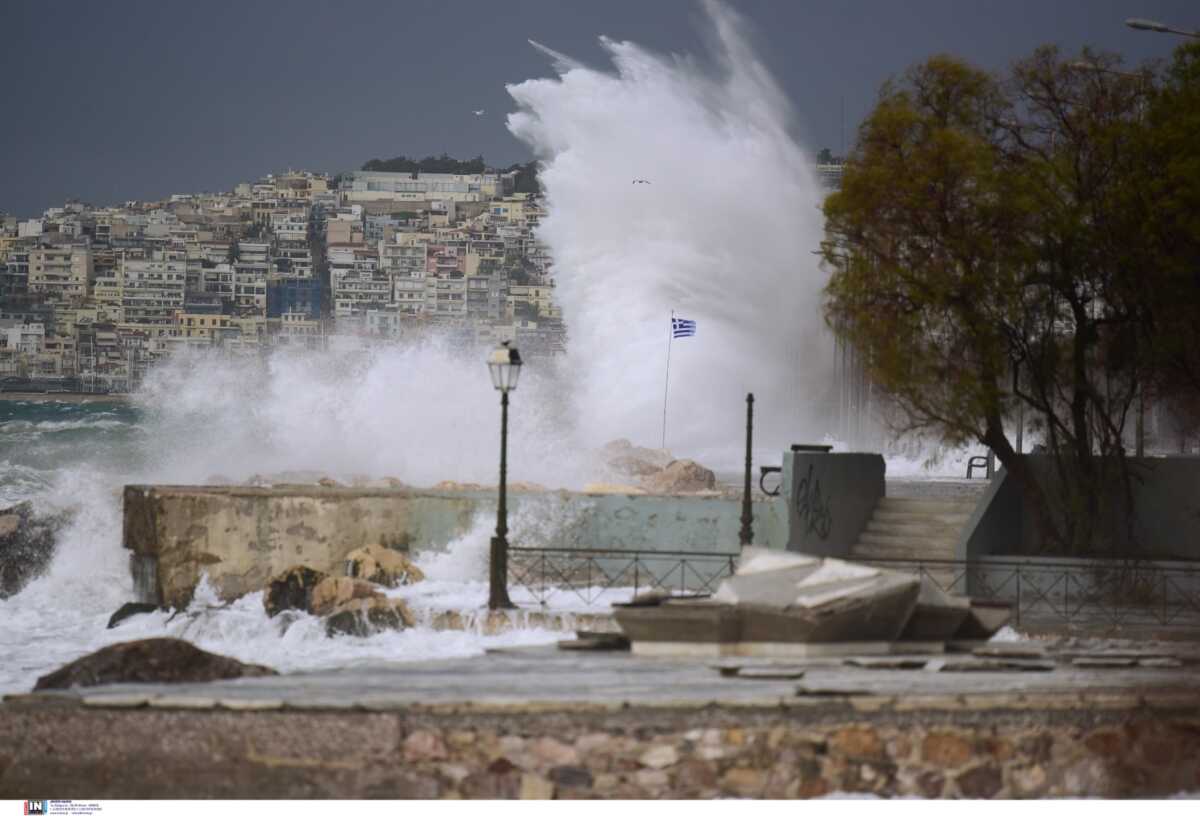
[958,455,1200,560]
[123,485,788,608]
[782,451,885,558]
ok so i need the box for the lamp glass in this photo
[487,343,522,392]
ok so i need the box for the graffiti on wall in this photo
[796,463,833,540]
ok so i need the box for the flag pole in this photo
[662,309,673,450]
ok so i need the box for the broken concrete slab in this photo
[973,645,1048,660]
[934,659,1056,672]
[845,657,929,670]
[898,577,970,642]
[1072,657,1137,668]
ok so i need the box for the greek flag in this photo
[672,317,696,339]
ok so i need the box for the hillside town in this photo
[0,167,560,392]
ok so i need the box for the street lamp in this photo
[486,340,522,610]
[1125,17,1200,39]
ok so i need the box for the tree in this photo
[822,47,1170,557]
[817,147,834,164]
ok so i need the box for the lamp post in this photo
[487,341,522,610]
[1125,17,1200,39]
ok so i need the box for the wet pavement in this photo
[11,642,1199,713]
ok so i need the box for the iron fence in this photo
[859,557,1200,630]
[506,546,1200,631]
[507,546,739,606]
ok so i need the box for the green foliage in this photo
[505,161,541,195]
[362,154,487,174]
[822,45,1200,556]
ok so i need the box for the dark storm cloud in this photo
[1,0,1193,216]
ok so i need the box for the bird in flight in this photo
[632,178,651,184]
[473,109,486,116]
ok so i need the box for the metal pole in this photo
[739,393,755,549]
[489,390,514,609]
[662,310,673,449]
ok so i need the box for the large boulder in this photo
[641,459,717,494]
[310,576,380,616]
[342,544,424,587]
[600,439,673,477]
[0,502,65,598]
[33,638,276,690]
[325,596,416,637]
[263,565,329,617]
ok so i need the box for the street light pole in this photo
[487,341,522,610]
[1125,17,1200,39]
[490,388,514,609]
[739,393,754,550]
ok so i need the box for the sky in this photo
[2,0,1195,218]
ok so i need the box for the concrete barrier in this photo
[782,450,885,558]
[123,484,788,608]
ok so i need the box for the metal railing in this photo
[507,546,739,606]
[506,547,1200,631]
[859,557,1200,630]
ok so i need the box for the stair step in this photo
[865,518,965,536]
[870,510,974,526]
[858,530,957,547]
[877,498,979,514]
[854,547,955,561]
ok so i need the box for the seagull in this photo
[473,109,486,116]
[632,178,651,184]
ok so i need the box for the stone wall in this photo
[3,694,1198,798]
[124,485,788,608]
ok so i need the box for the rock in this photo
[317,477,342,488]
[432,480,486,492]
[641,459,717,493]
[922,732,974,769]
[33,637,276,690]
[549,765,593,789]
[263,565,328,617]
[519,773,555,800]
[0,501,66,598]
[106,602,159,629]
[325,596,416,637]
[509,481,549,492]
[403,730,448,761]
[582,482,647,495]
[529,737,579,766]
[607,456,665,478]
[639,744,679,769]
[720,767,766,797]
[829,726,883,760]
[955,764,1003,798]
[310,576,381,616]
[342,543,425,587]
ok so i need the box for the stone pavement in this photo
[3,645,1200,799]
[8,644,1198,712]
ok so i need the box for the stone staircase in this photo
[850,481,989,592]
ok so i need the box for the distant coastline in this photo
[0,392,131,404]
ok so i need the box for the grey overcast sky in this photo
[1,0,1194,217]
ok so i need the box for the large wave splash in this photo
[506,0,832,467]
[133,339,583,489]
